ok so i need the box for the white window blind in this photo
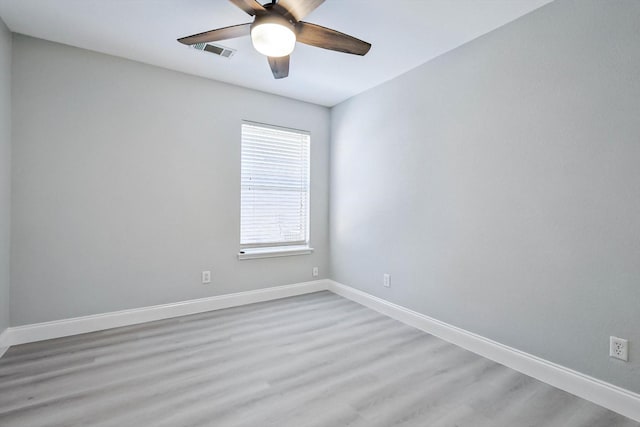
[240,122,310,247]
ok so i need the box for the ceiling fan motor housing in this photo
[251,12,296,30]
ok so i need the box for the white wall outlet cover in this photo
[312,267,319,277]
[383,273,391,288]
[202,271,212,284]
[609,336,628,361]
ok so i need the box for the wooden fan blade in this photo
[178,23,251,45]
[272,0,325,22]
[268,56,290,79]
[296,22,371,56]
[229,0,266,16]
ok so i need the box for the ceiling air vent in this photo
[192,43,236,59]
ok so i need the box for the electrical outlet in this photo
[312,267,319,277]
[610,336,628,361]
[383,273,391,288]
[202,271,211,284]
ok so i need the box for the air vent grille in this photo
[192,43,236,59]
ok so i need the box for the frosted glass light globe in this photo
[251,21,296,57]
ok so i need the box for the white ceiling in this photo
[0,0,552,106]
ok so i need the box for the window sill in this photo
[238,245,314,260]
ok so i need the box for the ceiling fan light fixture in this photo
[250,15,296,58]
[179,0,371,79]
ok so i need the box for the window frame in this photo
[238,121,313,259]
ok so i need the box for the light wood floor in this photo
[0,291,637,427]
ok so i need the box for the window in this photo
[239,122,312,259]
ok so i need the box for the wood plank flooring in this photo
[0,291,637,426]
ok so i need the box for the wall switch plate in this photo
[610,336,628,361]
[383,273,391,288]
[202,271,211,284]
[312,267,319,277]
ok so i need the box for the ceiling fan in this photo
[178,0,371,79]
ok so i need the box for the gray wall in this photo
[330,0,640,393]
[10,35,330,326]
[0,18,10,335]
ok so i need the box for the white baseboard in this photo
[327,280,640,423]
[4,279,330,347]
